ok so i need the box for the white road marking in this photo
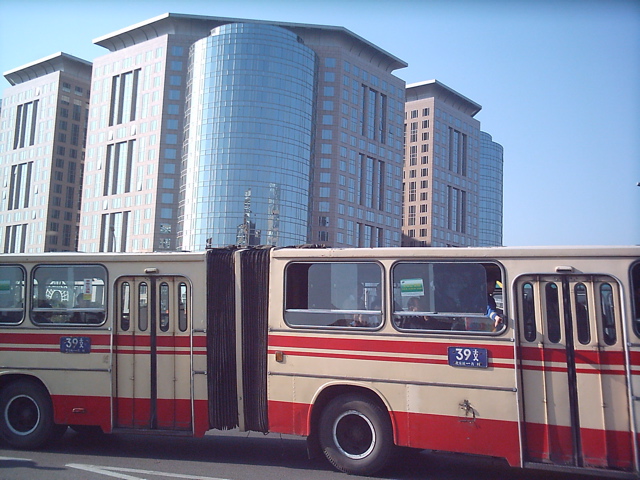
[66,464,145,480]
[0,456,32,462]
[66,463,230,480]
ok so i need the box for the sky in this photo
[1,0,639,247]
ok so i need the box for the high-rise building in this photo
[0,53,92,253]
[403,80,483,247]
[77,13,407,252]
[478,131,504,246]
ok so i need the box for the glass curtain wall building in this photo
[180,23,316,249]
[478,131,504,246]
[77,13,407,252]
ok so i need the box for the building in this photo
[402,80,504,248]
[403,80,483,247]
[0,53,92,253]
[478,131,504,246]
[77,13,407,252]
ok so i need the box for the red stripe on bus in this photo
[521,345,627,367]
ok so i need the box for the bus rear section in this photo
[263,246,640,477]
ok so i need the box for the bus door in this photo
[517,274,633,471]
[114,276,192,432]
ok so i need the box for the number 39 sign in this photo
[447,346,488,368]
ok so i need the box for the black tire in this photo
[318,394,394,476]
[0,379,60,449]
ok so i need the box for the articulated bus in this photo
[0,246,639,477]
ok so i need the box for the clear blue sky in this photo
[1,0,639,247]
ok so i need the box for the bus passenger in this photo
[486,276,503,331]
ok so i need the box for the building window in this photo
[109,69,140,125]
[13,100,39,149]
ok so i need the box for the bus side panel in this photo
[267,348,522,465]
[51,393,112,431]
[1,331,113,431]
[267,399,312,436]
[394,410,521,467]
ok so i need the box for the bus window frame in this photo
[283,260,385,331]
[631,261,640,339]
[0,264,26,326]
[390,260,507,336]
[30,263,108,327]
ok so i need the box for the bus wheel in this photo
[0,380,60,449]
[318,394,393,476]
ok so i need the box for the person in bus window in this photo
[406,296,450,330]
[76,293,92,308]
[486,275,504,331]
[401,296,428,329]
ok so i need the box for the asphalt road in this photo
[0,428,600,480]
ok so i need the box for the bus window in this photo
[120,282,131,331]
[0,265,25,325]
[159,282,170,332]
[138,282,148,331]
[31,265,106,326]
[284,262,383,328]
[545,283,561,343]
[178,282,188,332]
[522,282,536,342]
[632,263,640,338]
[600,283,616,345]
[392,262,503,334]
[574,283,590,345]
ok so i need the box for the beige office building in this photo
[403,80,483,247]
[0,53,91,253]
